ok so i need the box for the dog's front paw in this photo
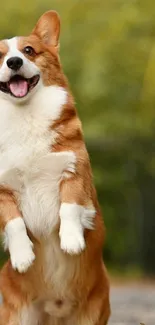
[10,237,35,273]
[60,227,85,255]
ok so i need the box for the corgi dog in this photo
[0,11,110,325]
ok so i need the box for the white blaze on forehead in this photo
[6,37,23,58]
[0,37,40,83]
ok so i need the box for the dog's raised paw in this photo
[10,237,35,273]
[60,228,85,255]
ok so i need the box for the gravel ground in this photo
[0,284,154,324]
[109,284,155,325]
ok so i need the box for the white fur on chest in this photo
[20,159,61,237]
[0,85,67,168]
[20,152,74,237]
[0,85,68,237]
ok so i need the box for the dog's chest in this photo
[0,86,67,169]
[0,116,60,236]
[0,104,55,165]
[0,87,68,237]
[20,160,61,238]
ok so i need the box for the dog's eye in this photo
[23,46,36,56]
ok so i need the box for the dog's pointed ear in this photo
[32,11,60,49]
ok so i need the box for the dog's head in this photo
[0,11,65,103]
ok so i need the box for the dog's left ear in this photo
[32,11,60,49]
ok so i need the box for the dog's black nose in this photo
[7,57,23,71]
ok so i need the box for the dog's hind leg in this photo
[19,303,44,325]
[75,277,110,325]
[0,303,19,325]
[0,302,45,325]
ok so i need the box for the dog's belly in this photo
[32,239,78,321]
[20,175,60,238]
[0,148,75,238]
[19,151,75,238]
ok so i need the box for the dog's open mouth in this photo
[0,74,40,98]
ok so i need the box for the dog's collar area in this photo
[0,74,40,98]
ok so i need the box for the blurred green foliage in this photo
[0,0,155,275]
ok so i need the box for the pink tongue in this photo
[9,80,28,97]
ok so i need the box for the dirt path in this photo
[109,284,155,325]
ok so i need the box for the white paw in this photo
[60,227,85,255]
[10,237,35,273]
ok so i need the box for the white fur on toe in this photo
[10,236,35,273]
[59,203,95,255]
[4,217,35,273]
[60,223,85,255]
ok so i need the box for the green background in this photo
[1,0,155,277]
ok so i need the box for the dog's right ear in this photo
[32,11,60,50]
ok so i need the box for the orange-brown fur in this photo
[0,186,21,229]
[0,11,110,325]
